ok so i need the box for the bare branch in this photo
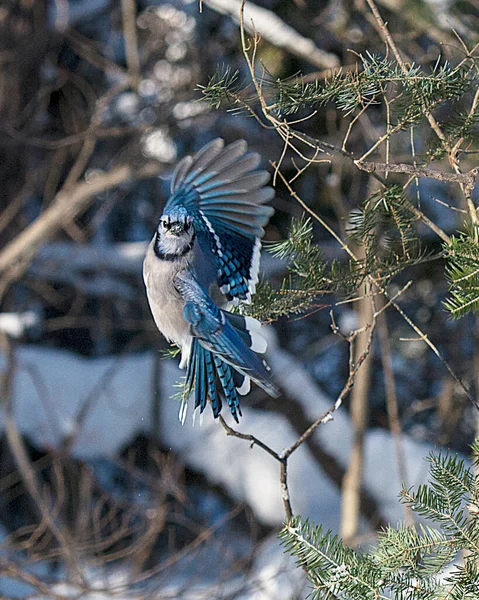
[355,161,479,186]
[121,0,141,88]
[204,0,339,69]
[0,161,163,301]
[218,416,294,522]
[0,332,87,585]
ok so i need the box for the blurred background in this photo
[0,0,478,598]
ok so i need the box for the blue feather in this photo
[185,338,245,422]
[179,273,279,420]
[213,355,242,422]
[194,342,207,411]
[165,139,275,303]
[204,349,221,417]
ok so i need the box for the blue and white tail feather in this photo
[176,272,279,423]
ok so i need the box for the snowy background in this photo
[0,0,477,598]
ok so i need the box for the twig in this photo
[218,415,281,461]
[218,409,339,596]
[62,80,130,190]
[0,332,88,586]
[218,415,293,521]
[121,0,141,88]
[355,161,479,186]
[386,291,478,411]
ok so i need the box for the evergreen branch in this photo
[444,225,479,318]
[268,54,472,120]
[280,518,388,600]
[375,524,458,577]
[196,67,241,109]
[249,217,363,322]
[281,450,479,599]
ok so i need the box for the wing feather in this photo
[172,139,224,191]
[165,139,275,302]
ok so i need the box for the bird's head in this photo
[155,206,195,258]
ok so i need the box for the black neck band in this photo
[154,232,195,261]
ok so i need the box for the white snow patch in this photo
[0,311,41,338]
[2,334,441,531]
[2,346,153,459]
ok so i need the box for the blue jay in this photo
[143,138,279,422]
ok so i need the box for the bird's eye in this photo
[161,219,170,229]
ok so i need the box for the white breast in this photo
[143,239,191,364]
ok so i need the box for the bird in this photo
[143,138,279,422]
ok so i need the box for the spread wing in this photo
[165,139,274,302]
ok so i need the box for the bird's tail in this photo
[183,315,278,423]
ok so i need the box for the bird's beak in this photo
[169,222,184,236]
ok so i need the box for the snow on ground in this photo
[1,339,437,529]
[3,346,154,459]
[0,338,446,597]
[0,530,306,600]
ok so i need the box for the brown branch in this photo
[62,80,130,190]
[0,332,88,586]
[355,161,479,186]
[218,415,281,461]
[0,558,69,600]
[0,161,163,301]
[258,389,388,529]
[65,29,127,78]
[218,415,294,522]
[121,0,141,88]
[1,123,148,149]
